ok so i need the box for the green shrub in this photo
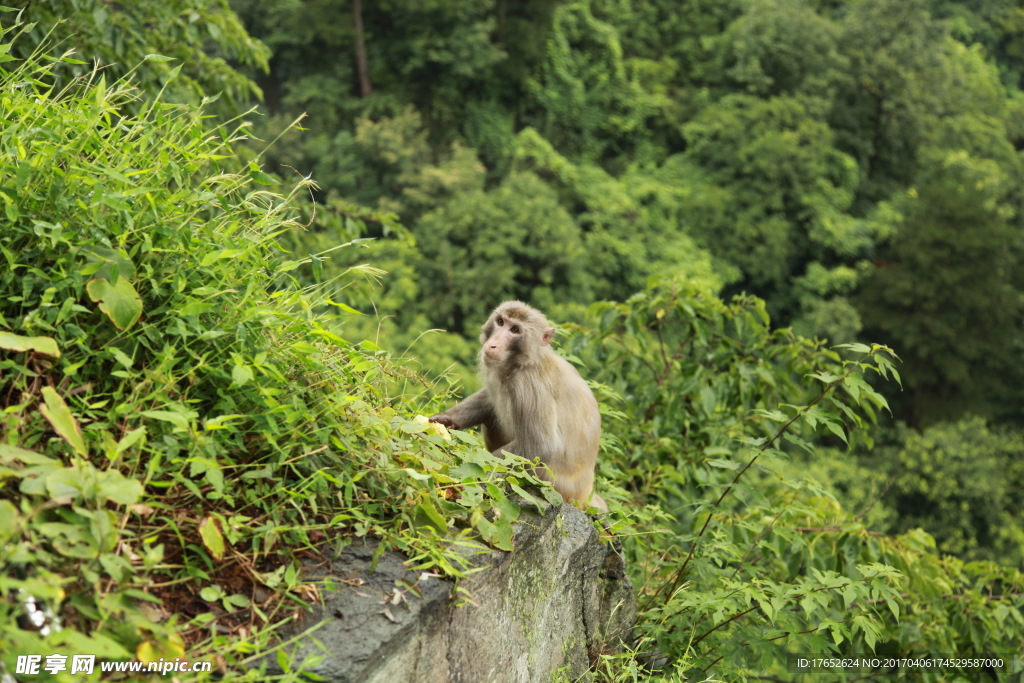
[566,277,1024,680]
[14,0,270,116]
[797,417,1024,571]
[875,418,1024,568]
[0,36,547,679]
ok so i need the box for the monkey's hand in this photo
[429,415,460,430]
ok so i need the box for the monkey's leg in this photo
[430,388,494,431]
[520,453,606,512]
[495,439,584,503]
[585,493,608,513]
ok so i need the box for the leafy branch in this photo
[656,348,889,607]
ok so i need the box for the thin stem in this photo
[352,0,373,98]
[657,354,869,606]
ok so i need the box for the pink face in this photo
[482,312,525,366]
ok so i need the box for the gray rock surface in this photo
[251,503,635,682]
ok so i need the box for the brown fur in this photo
[431,301,607,512]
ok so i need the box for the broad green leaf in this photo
[203,461,224,494]
[782,433,815,455]
[241,466,273,480]
[165,63,183,82]
[116,426,146,455]
[886,596,900,622]
[707,459,740,470]
[109,346,133,369]
[39,386,87,455]
[204,414,245,430]
[199,586,224,602]
[177,300,213,317]
[226,594,251,608]
[475,515,514,551]
[457,483,484,508]
[82,246,136,280]
[0,331,60,357]
[540,485,564,507]
[136,635,185,664]
[402,468,432,482]
[96,469,143,505]
[99,553,132,581]
[291,341,319,355]
[231,364,254,387]
[824,421,849,446]
[0,444,56,466]
[45,467,85,501]
[86,276,142,330]
[414,500,447,533]
[140,410,192,430]
[249,168,277,185]
[199,517,226,560]
[509,483,548,511]
[451,430,481,445]
[486,483,521,521]
[753,409,787,422]
[450,462,486,479]
[0,500,19,539]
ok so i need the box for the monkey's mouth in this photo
[482,352,503,365]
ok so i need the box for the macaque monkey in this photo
[431,301,607,512]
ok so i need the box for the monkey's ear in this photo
[540,327,555,346]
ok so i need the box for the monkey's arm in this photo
[430,389,494,430]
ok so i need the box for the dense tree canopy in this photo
[226,0,1024,429]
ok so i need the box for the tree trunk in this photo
[497,0,507,43]
[352,0,372,97]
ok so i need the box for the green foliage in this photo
[524,2,667,163]
[9,1,1024,679]
[231,0,1024,431]
[12,0,270,115]
[568,278,1024,679]
[712,0,846,99]
[858,121,1022,423]
[0,40,555,678]
[858,418,1024,569]
[415,171,587,332]
[680,94,860,289]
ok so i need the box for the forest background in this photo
[1,0,1024,681]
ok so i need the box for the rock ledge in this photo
[253,503,635,682]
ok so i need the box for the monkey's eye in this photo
[496,317,504,326]
[511,325,520,334]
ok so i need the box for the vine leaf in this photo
[0,331,60,357]
[39,386,87,456]
[87,277,142,330]
[199,517,226,561]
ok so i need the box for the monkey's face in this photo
[481,312,527,366]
